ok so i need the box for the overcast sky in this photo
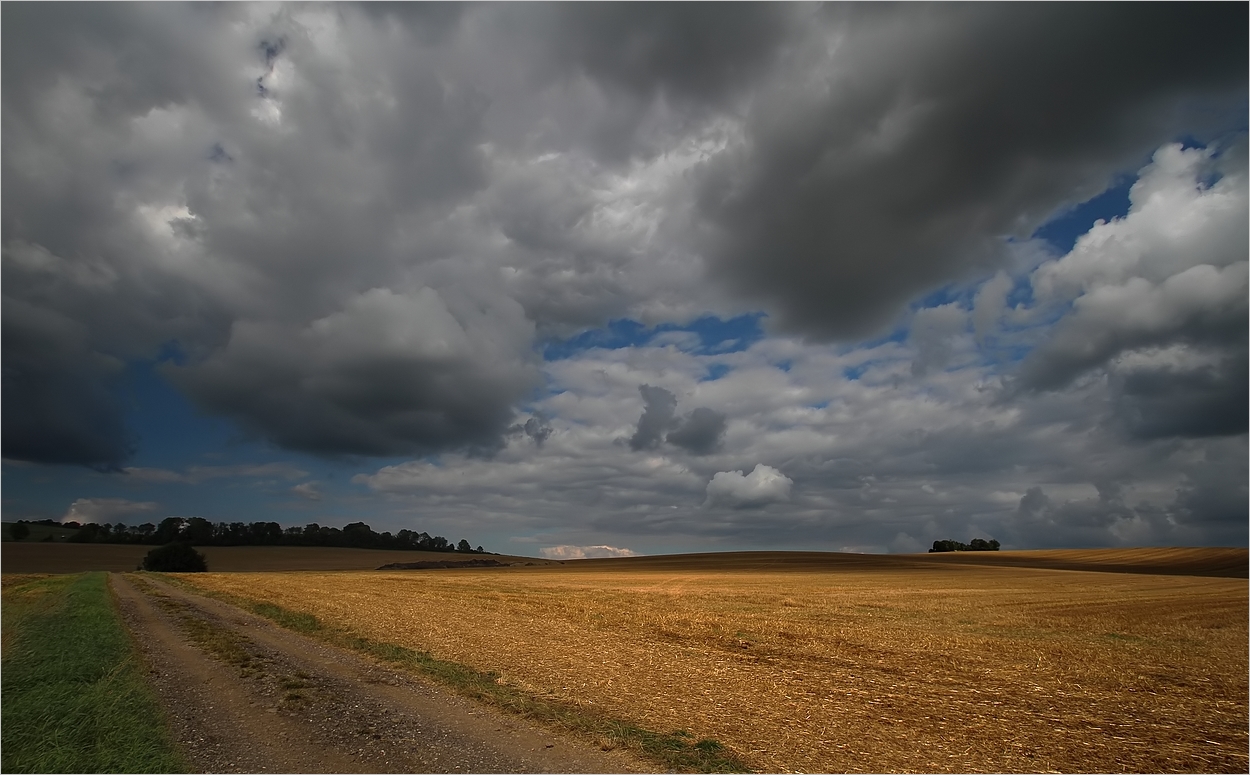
[3,3,1246,558]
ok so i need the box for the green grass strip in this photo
[1,573,187,774]
[162,575,751,772]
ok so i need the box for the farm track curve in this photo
[110,573,654,774]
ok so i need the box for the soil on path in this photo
[110,573,654,774]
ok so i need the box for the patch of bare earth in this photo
[110,573,653,774]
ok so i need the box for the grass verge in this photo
[1,573,186,773]
[157,574,751,772]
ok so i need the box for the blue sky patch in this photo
[542,313,766,360]
[911,283,971,312]
[843,364,869,381]
[1032,176,1134,254]
[125,360,237,470]
[701,363,733,382]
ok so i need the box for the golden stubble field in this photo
[185,555,1248,773]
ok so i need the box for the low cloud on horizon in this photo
[540,545,639,561]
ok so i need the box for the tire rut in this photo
[110,573,654,774]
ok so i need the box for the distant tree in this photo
[9,522,30,541]
[142,542,208,572]
[184,517,214,545]
[303,523,322,545]
[427,535,450,552]
[153,517,185,544]
[68,523,100,543]
[456,539,472,553]
[343,521,376,548]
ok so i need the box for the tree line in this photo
[14,517,486,554]
[929,538,1000,552]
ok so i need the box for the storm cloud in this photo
[694,4,1246,340]
[2,4,1244,555]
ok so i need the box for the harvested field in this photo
[0,543,555,574]
[184,550,1249,773]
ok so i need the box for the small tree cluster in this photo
[929,538,1000,553]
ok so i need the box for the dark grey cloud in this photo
[666,407,727,455]
[542,3,793,105]
[509,415,553,448]
[1170,446,1249,527]
[628,385,726,455]
[1,300,133,469]
[490,3,798,164]
[165,286,541,458]
[1,3,518,463]
[1113,350,1249,440]
[694,3,1247,340]
[628,384,678,451]
[1015,263,1248,394]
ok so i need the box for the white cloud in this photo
[705,464,793,508]
[540,544,638,560]
[291,482,323,501]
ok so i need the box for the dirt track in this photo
[110,573,651,774]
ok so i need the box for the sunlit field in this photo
[185,553,1247,773]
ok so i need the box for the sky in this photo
[3,3,1247,558]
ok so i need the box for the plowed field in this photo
[183,552,1248,773]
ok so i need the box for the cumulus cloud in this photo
[62,498,159,525]
[1110,349,1248,440]
[1006,142,1249,446]
[705,464,793,509]
[692,4,1246,340]
[540,544,638,560]
[1018,143,1248,392]
[1020,264,1247,391]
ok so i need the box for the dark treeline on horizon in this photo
[14,517,486,554]
[929,538,1000,553]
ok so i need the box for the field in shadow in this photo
[557,547,1247,578]
[0,544,559,574]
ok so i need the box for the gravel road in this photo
[110,573,655,773]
